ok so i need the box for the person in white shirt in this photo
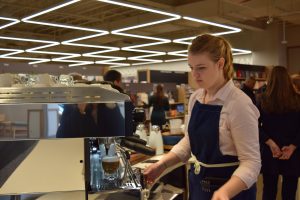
[143,34,261,200]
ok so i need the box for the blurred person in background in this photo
[147,84,170,129]
[258,66,300,200]
[241,76,256,104]
[103,69,124,93]
[144,34,260,200]
[291,73,300,94]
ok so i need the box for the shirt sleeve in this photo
[228,98,261,188]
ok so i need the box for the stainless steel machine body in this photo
[0,85,144,199]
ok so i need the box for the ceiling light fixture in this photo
[97,0,179,18]
[0,36,58,44]
[183,16,241,32]
[167,50,188,57]
[22,0,81,21]
[22,20,108,33]
[164,58,187,63]
[0,17,20,29]
[131,60,163,66]
[112,17,180,33]
[63,33,109,43]
[232,48,252,55]
[69,61,95,67]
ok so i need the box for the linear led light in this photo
[84,52,129,66]
[26,50,81,57]
[122,48,165,54]
[212,30,242,36]
[131,60,163,66]
[173,31,243,45]
[183,16,241,32]
[0,48,24,57]
[164,58,187,63]
[0,48,23,52]
[232,48,252,55]
[96,61,130,66]
[97,0,180,18]
[63,33,108,43]
[22,20,108,33]
[167,50,188,57]
[27,43,60,51]
[1,56,50,62]
[122,41,171,50]
[112,17,180,33]
[128,56,163,63]
[83,54,126,61]
[52,54,82,61]
[29,59,51,65]
[129,52,165,59]
[0,36,58,44]
[69,61,95,67]
[110,63,131,68]
[173,17,242,45]
[62,41,119,50]
[0,17,20,29]
[52,58,89,63]
[113,32,170,42]
[22,0,80,20]
[1,51,25,57]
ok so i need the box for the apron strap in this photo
[191,154,240,175]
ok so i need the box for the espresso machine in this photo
[0,84,154,199]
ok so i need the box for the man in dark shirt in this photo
[241,76,256,105]
[103,70,124,93]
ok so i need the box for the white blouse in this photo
[171,80,261,188]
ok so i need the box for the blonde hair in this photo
[188,34,234,80]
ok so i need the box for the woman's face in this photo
[188,52,224,90]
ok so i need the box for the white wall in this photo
[286,26,300,73]
[0,104,43,123]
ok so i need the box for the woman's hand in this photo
[211,189,229,200]
[266,139,282,158]
[143,161,166,187]
[279,144,297,160]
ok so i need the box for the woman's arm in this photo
[143,151,181,184]
[220,99,261,198]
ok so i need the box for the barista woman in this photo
[143,34,261,200]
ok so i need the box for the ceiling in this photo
[0,0,300,70]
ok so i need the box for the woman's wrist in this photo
[265,139,274,147]
[159,160,168,171]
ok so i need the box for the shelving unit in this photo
[233,63,267,89]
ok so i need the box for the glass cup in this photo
[102,155,121,189]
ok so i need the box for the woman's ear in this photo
[218,58,225,69]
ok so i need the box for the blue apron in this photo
[188,101,256,200]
